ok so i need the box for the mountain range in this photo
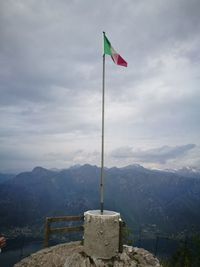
[0,164,200,236]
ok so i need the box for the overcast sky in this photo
[0,0,200,173]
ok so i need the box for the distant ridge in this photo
[1,163,200,236]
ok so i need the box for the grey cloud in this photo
[0,0,200,171]
[0,0,101,107]
[111,144,196,164]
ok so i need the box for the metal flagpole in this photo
[100,32,106,214]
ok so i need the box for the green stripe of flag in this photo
[104,35,112,55]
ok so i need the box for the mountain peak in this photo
[122,164,145,170]
[32,166,48,172]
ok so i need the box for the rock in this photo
[14,242,162,267]
[14,242,82,267]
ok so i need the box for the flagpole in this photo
[100,32,106,214]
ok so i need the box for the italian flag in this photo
[104,34,127,67]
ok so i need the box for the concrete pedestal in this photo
[84,210,120,259]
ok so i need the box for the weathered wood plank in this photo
[47,215,84,223]
[44,215,84,247]
[50,226,84,234]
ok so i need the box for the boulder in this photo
[14,242,162,267]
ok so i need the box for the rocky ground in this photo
[14,241,162,267]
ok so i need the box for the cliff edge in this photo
[14,241,162,267]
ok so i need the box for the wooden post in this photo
[154,235,159,256]
[119,220,125,253]
[44,218,50,248]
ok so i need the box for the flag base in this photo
[84,210,120,259]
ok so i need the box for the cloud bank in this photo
[0,0,200,172]
[111,144,196,164]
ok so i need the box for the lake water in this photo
[0,239,43,267]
